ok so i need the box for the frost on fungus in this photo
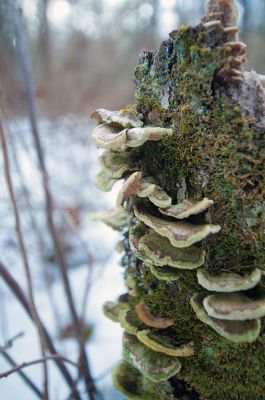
[92,0,265,398]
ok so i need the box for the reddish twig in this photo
[0,354,79,379]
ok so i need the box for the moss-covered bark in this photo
[128,23,265,400]
[93,2,265,399]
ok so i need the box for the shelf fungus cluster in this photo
[192,268,264,343]
[91,0,265,398]
[202,0,246,84]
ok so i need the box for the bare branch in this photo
[6,2,98,398]
[0,105,49,399]
[8,131,64,337]
[0,261,82,400]
[61,209,94,322]
[0,332,24,353]
[0,355,79,379]
[1,351,43,399]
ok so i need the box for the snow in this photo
[0,117,125,399]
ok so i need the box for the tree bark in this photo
[93,1,265,399]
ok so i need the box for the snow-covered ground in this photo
[0,116,125,399]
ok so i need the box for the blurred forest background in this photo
[1,0,265,117]
[0,1,264,399]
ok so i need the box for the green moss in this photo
[108,21,265,400]
[132,27,265,273]
[133,265,265,399]
[123,25,265,399]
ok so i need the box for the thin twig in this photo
[1,351,43,399]
[95,364,117,382]
[0,261,82,400]
[7,3,97,398]
[0,355,79,379]
[0,105,49,399]
[8,130,64,338]
[0,331,24,353]
[60,209,94,322]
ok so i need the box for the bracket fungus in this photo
[103,300,127,323]
[135,302,174,329]
[92,109,173,151]
[148,186,172,208]
[159,198,214,220]
[137,330,194,357]
[128,223,148,254]
[197,268,262,292]
[92,124,127,150]
[134,204,221,248]
[203,293,265,321]
[149,264,182,281]
[136,178,172,208]
[191,293,261,343]
[123,333,182,382]
[117,171,142,207]
[137,177,157,197]
[119,309,146,336]
[92,0,265,397]
[91,108,143,128]
[138,231,205,269]
[99,150,136,179]
[126,127,173,148]
[94,169,118,192]
[112,360,175,400]
[90,207,132,231]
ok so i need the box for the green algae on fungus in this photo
[128,223,148,254]
[137,176,156,197]
[90,208,132,231]
[137,330,194,357]
[134,203,221,248]
[112,360,175,400]
[123,333,181,382]
[149,264,182,281]
[103,301,127,322]
[190,293,261,343]
[203,293,265,321]
[135,301,174,329]
[159,198,214,220]
[148,186,172,208]
[119,308,146,335]
[197,268,262,292]
[138,231,205,269]
[99,150,136,178]
[137,177,173,207]
[94,169,118,192]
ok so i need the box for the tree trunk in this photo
[93,1,265,399]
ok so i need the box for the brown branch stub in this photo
[0,332,24,353]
